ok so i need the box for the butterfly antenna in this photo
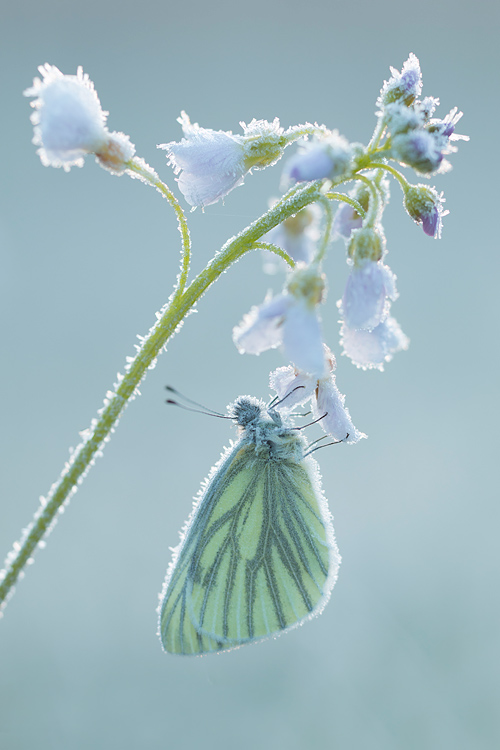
[292,411,328,431]
[304,433,349,457]
[269,385,306,410]
[165,399,233,419]
[165,385,225,417]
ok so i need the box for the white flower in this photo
[24,64,135,173]
[270,350,366,444]
[233,264,327,377]
[262,202,320,274]
[284,132,353,183]
[332,201,364,240]
[159,113,286,208]
[339,260,398,331]
[340,316,409,370]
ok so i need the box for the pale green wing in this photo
[160,443,338,655]
[159,442,256,655]
[189,452,335,646]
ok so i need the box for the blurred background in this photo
[0,0,498,748]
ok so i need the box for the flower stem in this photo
[368,161,410,194]
[324,192,366,219]
[126,158,192,293]
[0,180,323,614]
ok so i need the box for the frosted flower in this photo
[339,260,398,331]
[270,350,366,443]
[391,129,445,175]
[284,132,353,183]
[332,201,364,241]
[428,107,468,143]
[159,113,287,208]
[262,202,321,273]
[24,64,135,173]
[340,316,409,370]
[385,102,424,136]
[404,184,448,238]
[391,106,468,176]
[233,264,326,377]
[378,53,422,108]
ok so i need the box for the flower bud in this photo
[404,185,447,238]
[347,226,385,264]
[378,53,422,108]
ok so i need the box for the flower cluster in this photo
[24,54,467,447]
[378,55,469,178]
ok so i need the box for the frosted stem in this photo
[0,179,323,614]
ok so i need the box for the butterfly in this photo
[158,394,341,655]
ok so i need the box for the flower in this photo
[391,129,446,175]
[339,260,398,331]
[233,264,327,377]
[24,64,135,173]
[404,184,448,238]
[159,113,287,208]
[378,53,423,108]
[340,316,409,370]
[388,103,468,176]
[269,351,366,444]
[332,201,364,241]
[284,132,353,183]
[262,202,321,273]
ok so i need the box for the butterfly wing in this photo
[159,443,339,655]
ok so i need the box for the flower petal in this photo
[282,302,326,377]
[233,294,291,355]
[313,378,366,444]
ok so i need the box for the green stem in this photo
[353,173,380,226]
[367,116,387,152]
[0,180,323,614]
[368,161,410,194]
[126,158,192,294]
[324,192,366,219]
[251,242,295,268]
[314,196,334,263]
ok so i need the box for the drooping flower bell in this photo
[24,64,135,173]
[159,113,288,208]
[233,264,327,377]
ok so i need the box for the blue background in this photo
[0,0,498,748]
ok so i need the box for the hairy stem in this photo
[0,180,323,613]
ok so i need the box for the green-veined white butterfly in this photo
[158,394,341,655]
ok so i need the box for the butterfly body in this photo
[159,396,340,655]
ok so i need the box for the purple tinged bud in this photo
[403,184,447,239]
[392,130,443,175]
[378,53,423,107]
